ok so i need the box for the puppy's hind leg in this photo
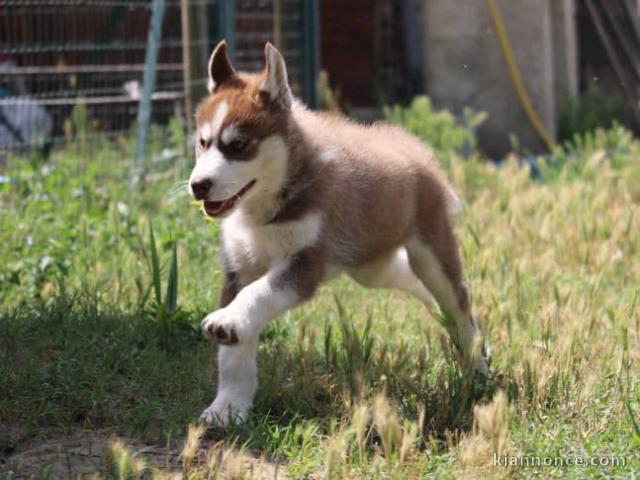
[347,247,435,308]
[405,227,490,376]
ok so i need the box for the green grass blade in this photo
[164,240,178,313]
[148,220,162,306]
[624,395,640,441]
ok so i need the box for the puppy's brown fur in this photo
[190,41,490,426]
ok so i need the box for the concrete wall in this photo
[422,0,577,157]
[551,0,579,105]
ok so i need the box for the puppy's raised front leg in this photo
[202,247,325,343]
[200,248,325,425]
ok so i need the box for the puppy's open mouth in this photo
[202,180,256,217]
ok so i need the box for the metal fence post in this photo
[301,0,320,108]
[180,0,193,135]
[220,0,236,60]
[134,0,167,174]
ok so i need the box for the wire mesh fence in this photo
[0,0,318,168]
[234,0,317,104]
[1,0,189,161]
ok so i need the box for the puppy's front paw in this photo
[448,337,491,378]
[201,308,247,344]
[199,396,250,427]
[469,345,491,378]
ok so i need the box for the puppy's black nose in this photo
[191,178,213,199]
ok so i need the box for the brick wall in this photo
[321,0,377,107]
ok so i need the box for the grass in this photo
[1,122,640,478]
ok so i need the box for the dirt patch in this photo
[0,425,282,479]
[1,431,181,479]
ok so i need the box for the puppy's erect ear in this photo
[260,42,292,109]
[208,40,236,92]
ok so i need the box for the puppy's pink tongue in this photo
[204,200,222,216]
[203,199,232,217]
[219,199,232,212]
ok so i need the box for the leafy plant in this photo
[558,85,632,141]
[145,221,195,351]
[542,122,640,181]
[63,101,90,151]
[316,69,343,113]
[384,96,487,165]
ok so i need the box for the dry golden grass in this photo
[104,144,639,478]
[2,126,639,478]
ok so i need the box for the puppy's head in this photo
[189,40,292,218]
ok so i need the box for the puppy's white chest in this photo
[222,210,323,272]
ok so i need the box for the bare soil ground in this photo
[1,424,181,478]
[1,423,282,479]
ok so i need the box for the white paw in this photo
[472,354,491,377]
[201,307,249,344]
[465,346,491,377]
[199,395,250,427]
[451,340,491,377]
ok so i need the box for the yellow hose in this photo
[484,0,555,149]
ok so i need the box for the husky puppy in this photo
[189,40,491,425]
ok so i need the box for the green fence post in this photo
[220,0,236,60]
[134,0,167,176]
[302,0,320,108]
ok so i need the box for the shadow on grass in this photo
[0,293,511,457]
